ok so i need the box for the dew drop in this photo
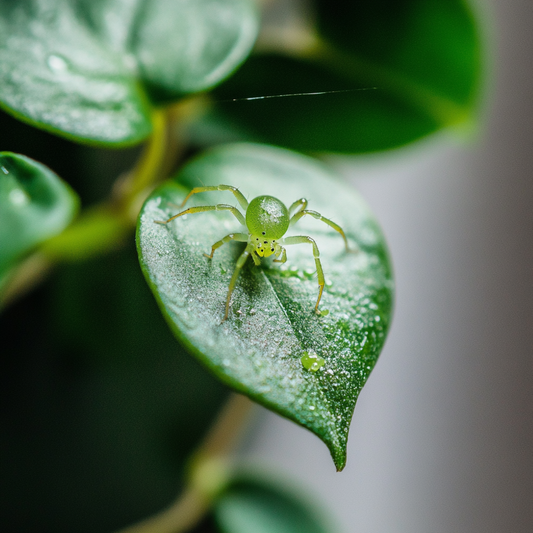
[1,165,9,175]
[47,54,69,73]
[9,188,29,206]
[301,350,325,372]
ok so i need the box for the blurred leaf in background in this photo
[208,0,483,152]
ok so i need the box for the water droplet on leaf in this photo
[47,54,69,73]
[301,350,325,372]
[8,188,29,206]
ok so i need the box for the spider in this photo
[155,185,351,321]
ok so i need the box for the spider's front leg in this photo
[288,202,352,252]
[280,235,325,314]
[224,242,255,321]
[154,204,246,226]
[273,244,287,263]
[250,250,261,266]
[180,185,249,211]
[204,233,248,259]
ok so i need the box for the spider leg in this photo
[273,245,287,263]
[154,204,246,226]
[289,209,351,252]
[180,185,249,210]
[224,242,255,321]
[251,251,261,266]
[280,236,324,314]
[288,198,308,217]
[204,233,248,259]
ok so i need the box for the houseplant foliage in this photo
[0,0,483,532]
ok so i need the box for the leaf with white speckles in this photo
[136,144,393,470]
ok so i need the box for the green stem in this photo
[115,394,255,533]
[42,107,171,261]
[114,107,169,222]
[0,253,52,310]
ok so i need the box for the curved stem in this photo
[113,108,169,221]
[0,253,52,311]
[0,109,173,308]
[115,393,255,533]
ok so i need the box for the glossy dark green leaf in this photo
[211,0,483,153]
[214,472,333,533]
[137,144,393,469]
[0,0,258,145]
[0,152,78,275]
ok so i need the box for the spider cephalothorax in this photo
[247,196,288,257]
[156,185,350,320]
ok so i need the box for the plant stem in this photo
[113,107,169,222]
[114,393,255,533]
[0,108,172,308]
[0,253,52,311]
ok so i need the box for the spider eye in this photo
[262,231,266,235]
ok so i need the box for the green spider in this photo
[155,185,351,321]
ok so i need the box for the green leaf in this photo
[211,0,483,153]
[214,472,333,533]
[0,0,258,145]
[0,152,79,275]
[137,144,393,470]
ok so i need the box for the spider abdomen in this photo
[246,196,289,240]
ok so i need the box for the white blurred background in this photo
[245,1,533,531]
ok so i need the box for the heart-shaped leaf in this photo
[210,0,483,153]
[137,144,393,470]
[0,0,258,145]
[0,152,79,276]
